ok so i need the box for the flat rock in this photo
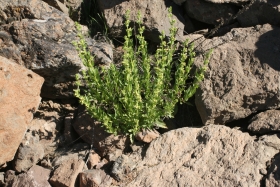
[121,125,280,186]
[248,110,280,134]
[0,56,44,168]
[96,0,185,42]
[194,24,280,125]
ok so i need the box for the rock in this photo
[13,133,44,173]
[0,56,44,168]
[4,170,16,185]
[248,110,280,134]
[194,24,280,125]
[42,0,69,15]
[266,153,280,187]
[121,125,280,186]
[96,0,185,42]
[205,0,250,3]
[64,0,83,21]
[5,165,51,187]
[237,0,280,27]
[72,106,129,157]
[79,169,112,187]
[135,129,160,143]
[0,0,85,99]
[50,144,88,187]
[87,150,101,170]
[184,0,238,25]
[0,172,4,186]
[111,154,137,182]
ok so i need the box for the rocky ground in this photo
[0,0,280,186]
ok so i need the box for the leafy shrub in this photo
[74,8,212,141]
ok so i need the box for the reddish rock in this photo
[87,150,101,170]
[79,169,112,187]
[0,56,44,168]
[72,106,129,157]
[135,129,160,143]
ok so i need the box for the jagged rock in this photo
[111,154,137,182]
[0,0,85,99]
[194,24,280,125]
[86,150,101,170]
[0,56,44,168]
[64,0,83,21]
[96,0,185,42]
[0,172,4,186]
[184,0,238,25]
[72,106,129,157]
[49,143,89,187]
[248,110,280,134]
[119,125,280,186]
[237,0,280,27]
[13,133,44,173]
[79,169,112,187]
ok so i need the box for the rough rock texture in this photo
[237,0,280,27]
[13,133,44,173]
[0,56,44,168]
[120,125,280,186]
[194,24,280,125]
[135,129,160,143]
[49,144,88,187]
[96,0,185,42]
[6,165,51,187]
[79,169,112,187]
[0,0,85,99]
[266,153,280,187]
[72,107,129,157]
[42,0,69,15]
[184,0,238,25]
[248,110,280,134]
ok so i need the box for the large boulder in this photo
[194,24,280,125]
[118,125,280,186]
[96,0,185,42]
[0,0,85,99]
[0,56,44,168]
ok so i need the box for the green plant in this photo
[74,7,212,142]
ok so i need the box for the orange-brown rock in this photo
[0,56,44,168]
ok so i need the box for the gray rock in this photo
[111,154,137,182]
[184,0,237,25]
[248,110,280,134]
[0,0,85,99]
[79,169,112,187]
[237,0,280,27]
[14,134,44,173]
[119,125,280,186]
[194,24,280,125]
[96,0,185,42]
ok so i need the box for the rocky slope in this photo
[0,0,280,186]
